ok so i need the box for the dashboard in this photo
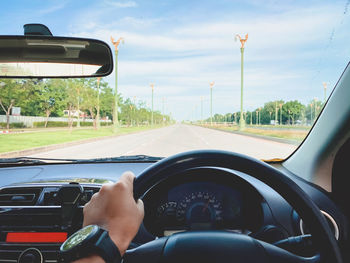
[0,162,347,262]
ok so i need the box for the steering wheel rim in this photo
[131,150,342,263]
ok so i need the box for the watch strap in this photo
[94,230,122,263]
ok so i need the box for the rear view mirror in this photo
[0,36,113,78]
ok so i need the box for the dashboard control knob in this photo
[18,248,43,263]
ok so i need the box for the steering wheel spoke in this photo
[124,231,320,263]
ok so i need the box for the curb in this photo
[0,127,163,158]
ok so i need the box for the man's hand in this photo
[82,171,144,256]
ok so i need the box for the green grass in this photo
[200,124,310,142]
[0,126,162,154]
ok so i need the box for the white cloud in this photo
[104,1,138,8]
[38,3,66,15]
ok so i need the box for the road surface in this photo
[30,124,297,160]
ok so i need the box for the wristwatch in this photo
[59,225,122,263]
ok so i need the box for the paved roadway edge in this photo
[193,125,300,146]
[0,126,166,158]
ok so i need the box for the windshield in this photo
[1,1,349,161]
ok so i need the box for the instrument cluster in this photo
[143,170,264,237]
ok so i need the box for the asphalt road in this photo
[30,124,297,160]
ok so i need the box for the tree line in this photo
[0,78,171,129]
[205,99,324,125]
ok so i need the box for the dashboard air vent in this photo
[0,188,41,206]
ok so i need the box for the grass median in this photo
[0,125,163,154]
[200,124,310,143]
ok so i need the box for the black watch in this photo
[59,225,122,263]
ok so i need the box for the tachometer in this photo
[176,192,223,229]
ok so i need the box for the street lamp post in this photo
[194,105,198,122]
[129,105,133,126]
[323,82,327,104]
[77,88,81,128]
[310,103,313,124]
[110,37,124,131]
[235,33,248,131]
[133,96,136,126]
[210,81,214,126]
[279,103,283,125]
[314,98,318,122]
[288,110,290,125]
[275,101,278,126]
[162,97,165,125]
[200,96,203,124]
[150,84,154,126]
[96,77,101,129]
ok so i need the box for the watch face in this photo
[61,225,99,252]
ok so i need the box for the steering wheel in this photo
[124,150,342,263]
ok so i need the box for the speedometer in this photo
[176,191,223,229]
[157,201,177,218]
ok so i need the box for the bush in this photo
[32,121,99,128]
[79,121,93,127]
[101,122,111,126]
[33,121,68,128]
[0,122,26,129]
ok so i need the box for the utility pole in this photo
[96,77,101,129]
[235,33,248,131]
[323,82,327,104]
[259,107,261,125]
[200,96,203,124]
[150,83,154,126]
[256,110,258,125]
[250,111,252,125]
[210,81,214,126]
[110,36,124,132]
[269,111,272,124]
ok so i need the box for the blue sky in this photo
[1,0,350,120]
